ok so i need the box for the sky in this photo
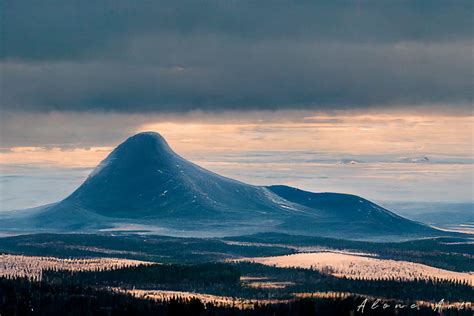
[0,0,472,212]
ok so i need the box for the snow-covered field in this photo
[0,254,150,280]
[240,276,295,289]
[244,252,474,285]
[117,289,287,309]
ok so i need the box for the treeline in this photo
[41,262,474,302]
[2,233,472,272]
[237,262,474,301]
[227,233,474,272]
[0,233,293,263]
[0,277,471,316]
[44,263,240,286]
[229,234,474,255]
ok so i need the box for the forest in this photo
[0,233,472,315]
[0,277,472,316]
[42,262,474,302]
[1,233,472,272]
[226,233,474,272]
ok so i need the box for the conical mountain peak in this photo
[114,131,174,157]
[63,131,284,219]
[72,132,176,185]
[125,131,168,145]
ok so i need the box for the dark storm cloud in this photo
[1,0,472,113]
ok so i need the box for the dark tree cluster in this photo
[44,263,240,287]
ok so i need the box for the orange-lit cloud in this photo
[1,113,472,168]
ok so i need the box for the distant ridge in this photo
[0,132,440,240]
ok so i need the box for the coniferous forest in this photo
[1,277,472,316]
[41,262,474,302]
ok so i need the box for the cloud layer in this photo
[1,0,472,113]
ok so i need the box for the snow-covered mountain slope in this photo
[267,185,435,236]
[57,132,296,220]
[0,132,441,239]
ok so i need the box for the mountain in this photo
[0,132,440,239]
[58,132,291,220]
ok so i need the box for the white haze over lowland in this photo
[0,153,472,218]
